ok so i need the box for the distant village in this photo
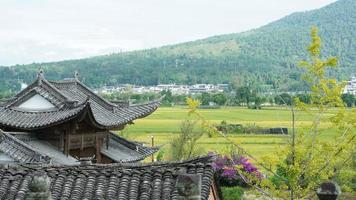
[95,75,356,96]
[96,83,230,95]
[17,76,355,96]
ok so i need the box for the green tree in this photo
[235,86,254,106]
[341,93,355,107]
[168,120,204,161]
[274,93,292,105]
[295,93,311,104]
[252,96,266,109]
[212,92,227,105]
[160,90,173,105]
[200,92,212,105]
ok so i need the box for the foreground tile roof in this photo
[0,156,215,200]
[0,72,161,130]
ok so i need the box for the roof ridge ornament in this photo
[74,70,79,81]
[37,68,44,85]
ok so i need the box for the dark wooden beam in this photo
[64,129,69,156]
[67,133,70,157]
[95,135,102,163]
[80,134,84,151]
[64,121,77,157]
[106,132,109,150]
[60,131,64,152]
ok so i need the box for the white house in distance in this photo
[343,76,356,95]
[98,83,229,95]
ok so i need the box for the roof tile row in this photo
[0,156,215,200]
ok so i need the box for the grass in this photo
[121,106,341,159]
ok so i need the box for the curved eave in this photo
[0,103,89,130]
[101,131,160,163]
[126,98,162,119]
[85,99,161,129]
[100,149,158,163]
[0,98,161,130]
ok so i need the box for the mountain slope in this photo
[0,0,355,93]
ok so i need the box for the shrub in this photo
[221,186,244,200]
[211,153,262,187]
[156,149,165,161]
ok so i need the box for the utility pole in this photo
[151,135,154,162]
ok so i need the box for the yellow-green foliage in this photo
[260,27,356,199]
[166,119,205,161]
[165,98,208,161]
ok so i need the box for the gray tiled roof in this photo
[101,132,159,163]
[0,75,161,130]
[0,103,88,130]
[50,79,161,128]
[0,130,51,164]
[24,139,78,165]
[0,156,215,200]
[0,130,158,164]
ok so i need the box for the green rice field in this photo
[121,106,341,159]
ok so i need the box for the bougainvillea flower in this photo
[221,167,238,180]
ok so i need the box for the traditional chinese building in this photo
[0,71,160,164]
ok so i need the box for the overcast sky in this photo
[0,0,337,66]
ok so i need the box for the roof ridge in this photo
[75,80,117,107]
[128,96,163,107]
[51,79,117,110]
[41,79,73,102]
[7,77,74,109]
[13,155,215,170]
[4,100,89,114]
[48,79,77,84]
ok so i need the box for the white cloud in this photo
[0,0,337,65]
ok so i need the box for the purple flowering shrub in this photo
[210,153,262,187]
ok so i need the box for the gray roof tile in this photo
[0,156,215,200]
[0,103,88,130]
[0,130,158,164]
[0,76,161,130]
[0,130,51,164]
[101,132,159,163]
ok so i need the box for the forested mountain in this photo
[0,0,355,94]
